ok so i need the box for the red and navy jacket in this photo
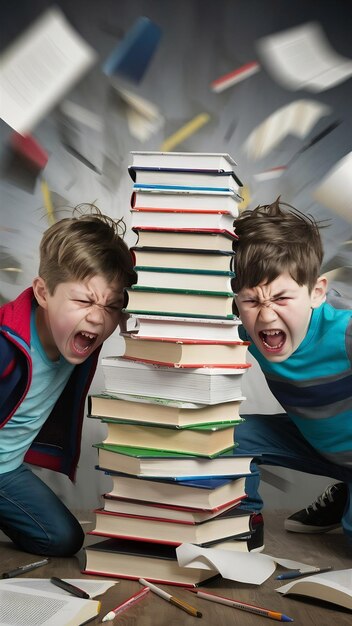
[0,288,100,481]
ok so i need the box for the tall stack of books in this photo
[83,152,262,587]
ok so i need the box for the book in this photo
[101,357,248,404]
[121,335,249,367]
[129,167,242,193]
[102,16,162,82]
[131,188,240,214]
[125,287,235,319]
[0,578,101,626]
[100,420,236,456]
[130,151,237,171]
[88,394,244,427]
[94,443,253,478]
[134,267,235,292]
[131,246,235,272]
[102,474,248,510]
[0,7,96,134]
[89,506,251,545]
[83,537,218,586]
[128,315,241,341]
[130,208,236,230]
[133,227,238,251]
[102,492,245,523]
[276,568,352,610]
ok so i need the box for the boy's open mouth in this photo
[73,331,97,354]
[259,329,286,351]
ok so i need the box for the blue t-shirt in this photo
[240,301,352,467]
[0,305,74,473]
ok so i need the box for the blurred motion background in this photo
[1,0,351,513]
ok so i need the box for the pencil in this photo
[188,589,293,622]
[139,578,202,618]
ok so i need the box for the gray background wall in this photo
[1,0,351,513]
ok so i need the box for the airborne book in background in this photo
[94,443,252,478]
[133,227,238,251]
[129,166,242,194]
[89,505,251,545]
[101,473,248,510]
[83,537,218,586]
[99,419,237,456]
[131,188,241,213]
[101,357,248,403]
[130,246,234,271]
[128,314,241,341]
[134,267,235,292]
[88,394,244,427]
[124,287,235,319]
[121,334,249,367]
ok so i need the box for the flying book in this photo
[101,473,248,510]
[100,419,237,456]
[121,335,249,367]
[89,506,251,546]
[102,16,162,82]
[130,208,236,231]
[83,537,218,586]
[102,490,246,523]
[130,151,237,171]
[276,568,352,611]
[124,286,235,319]
[129,167,242,193]
[133,228,238,251]
[130,246,234,272]
[88,394,244,428]
[131,188,241,214]
[134,267,235,292]
[0,7,96,134]
[101,357,248,404]
[94,443,253,478]
[127,314,241,341]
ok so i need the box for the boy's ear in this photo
[310,275,328,309]
[32,276,49,309]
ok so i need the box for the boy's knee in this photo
[7,516,85,557]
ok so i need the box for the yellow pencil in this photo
[160,113,210,152]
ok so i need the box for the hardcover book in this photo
[130,208,236,231]
[88,394,244,427]
[101,474,248,509]
[130,246,235,272]
[131,188,241,214]
[83,537,218,586]
[127,314,241,341]
[89,505,251,545]
[129,166,242,193]
[100,419,237,456]
[124,287,236,319]
[121,335,249,367]
[94,443,252,478]
[134,267,235,292]
[101,357,248,404]
[133,227,238,251]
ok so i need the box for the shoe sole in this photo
[284,520,342,533]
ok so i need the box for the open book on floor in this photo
[0,578,101,626]
[276,568,352,611]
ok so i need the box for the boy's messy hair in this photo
[232,197,325,294]
[39,204,137,294]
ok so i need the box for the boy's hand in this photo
[119,311,130,334]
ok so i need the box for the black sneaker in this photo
[284,482,348,533]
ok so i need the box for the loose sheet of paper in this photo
[176,543,320,585]
[313,152,352,223]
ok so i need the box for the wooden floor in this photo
[1,510,351,625]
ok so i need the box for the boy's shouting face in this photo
[235,272,327,362]
[33,275,125,363]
